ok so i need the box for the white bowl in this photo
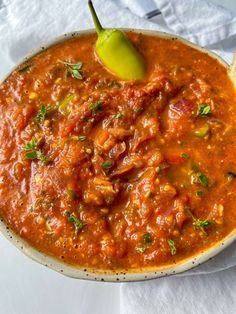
[0,29,235,282]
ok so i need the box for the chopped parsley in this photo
[181,153,189,159]
[77,135,86,142]
[198,173,208,187]
[22,138,48,165]
[192,163,200,172]
[195,190,204,197]
[136,245,146,254]
[114,112,123,119]
[143,233,152,244]
[195,219,211,229]
[136,233,153,254]
[59,60,83,79]
[67,189,78,200]
[66,212,84,233]
[193,217,211,234]
[189,210,211,234]
[167,239,177,256]
[35,105,51,124]
[196,104,211,117]
[191,164,208,187]
[101,160,113,173]
[88,99,103,115]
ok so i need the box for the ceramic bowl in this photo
[0,29,235,282]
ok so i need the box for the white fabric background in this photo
[121,268,236,314]
[117,0,236,45]
[0,0,236,313]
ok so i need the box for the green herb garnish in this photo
[195,190,204,197]
[88,99,103,115]
[143,233,152,244]
[136,233,153,254]
[192,163,199,172]
[66,212,84,233]
[22,138,48,165]
[114,112,123,119]
[181,153,189,159]
[59,60,83,79]
[198,173,208,187]
[136,245,146,253]
[70,135,87,142]
[101,160,113,173]
[189,210,211,234]
[193,217,211,234]
[167,239,177,256]
[67,189,78,200]
[191,164,208,187]
[195,219,211,229]
[35,105,51,124]
[196,104,211,117]
[77,135,87,142]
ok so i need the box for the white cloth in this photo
[115,0,236,63]
[117,0,236,46]
[121,266,236,314]
[0,0,236,313]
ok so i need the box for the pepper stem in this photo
[88,0,103,34]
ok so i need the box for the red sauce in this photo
[0,33,236,270]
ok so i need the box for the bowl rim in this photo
[0,28,235,282]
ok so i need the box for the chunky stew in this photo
[0,33,236,270]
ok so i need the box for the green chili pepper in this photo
[88,0,145,81]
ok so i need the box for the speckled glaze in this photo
[0,29,236,282]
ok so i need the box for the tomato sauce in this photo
[0,33,236,270]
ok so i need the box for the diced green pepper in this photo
[195,123,210,138]
[59,95,74,115]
